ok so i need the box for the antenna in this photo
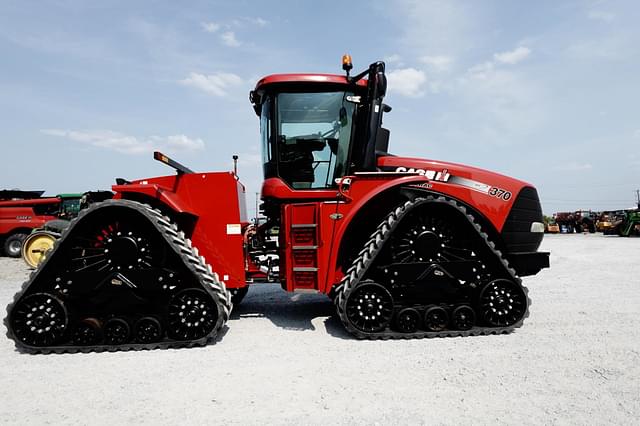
[255,192,259,225]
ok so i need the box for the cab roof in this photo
[254,73,368,91]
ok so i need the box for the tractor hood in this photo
[377,155,537,233]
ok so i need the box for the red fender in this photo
[323,174,430,292]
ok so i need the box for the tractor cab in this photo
[251,58,390,193]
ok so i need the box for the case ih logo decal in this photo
[16,215,31,220]
[394,167,451,182]
[393,166,512,202]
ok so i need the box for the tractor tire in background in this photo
[43,219,71,234]
[22,231,58,269]
[4,233,28,258]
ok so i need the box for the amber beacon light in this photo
[342,54,353,75]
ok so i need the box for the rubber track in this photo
[4,199,233,354]
[335,195,531,340]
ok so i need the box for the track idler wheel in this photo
[345,281,394,333]
[72,318,103,345]
[103,318,131,345]
[394,308,420,333]
[9,293,68,347]
[134,317,163,343]
[451,305,475,330]
[167,288,218,341]
[479,279,527,327]
[424,306,448,332]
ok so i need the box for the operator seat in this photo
[279,137,325,188]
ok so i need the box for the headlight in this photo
[530,222,545,233]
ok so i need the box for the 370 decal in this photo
[488,187,512,201]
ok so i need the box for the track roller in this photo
[394,308,420,333]
[72,318,103,345]
[451,305,475,330]
[103,318,131,345]
[423,306,448,332]
[134,317,163,343]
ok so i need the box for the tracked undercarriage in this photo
[336,196,530,339]
[5,200,231,354]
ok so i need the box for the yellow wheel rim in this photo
[22,232,57,268]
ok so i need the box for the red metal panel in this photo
[0,197,60,207]
[113,172,247,289]
[261,178,339,201]
[318,175,431,294]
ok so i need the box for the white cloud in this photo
[245,17,268,27]
[201,22,220,33]
[566,32,631,60]
[385,0,475,60]
[493,46,531,65]
[238,151,262,168]
[387,68,428,97]
[221,31,241,47]
[419,55,453,72]
[588,10,615,22]
[457,62,547,143]
[179,72,244,97]
[466,61,495,78]
[41,129,204,155]
[384,54,402,63]
[554,162,593,171]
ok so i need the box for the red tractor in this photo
[0,191,60,257]
[6,58,549,353]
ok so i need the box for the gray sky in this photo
[1,0,639,216]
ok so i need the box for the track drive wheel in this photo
[345,281,394,333]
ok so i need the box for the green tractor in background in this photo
[612,210,640,237]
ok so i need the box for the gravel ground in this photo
[0,234,638,425]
